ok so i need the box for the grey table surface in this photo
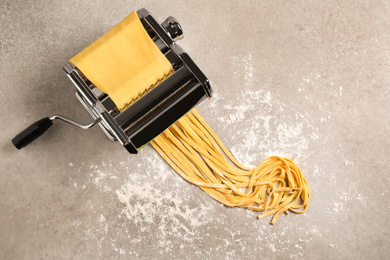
[1,0,390,259]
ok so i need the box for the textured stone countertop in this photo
[1,1,389,259]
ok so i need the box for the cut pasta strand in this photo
[151,109,310,224]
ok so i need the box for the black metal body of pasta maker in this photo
[12,8,212,154]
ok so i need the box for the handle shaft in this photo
[12,117,53,149]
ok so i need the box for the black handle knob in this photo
[12,117,53,149]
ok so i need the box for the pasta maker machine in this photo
[12,8,212,154]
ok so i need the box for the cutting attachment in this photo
[12,8,212,153]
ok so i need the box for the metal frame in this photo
[62,8,211,154]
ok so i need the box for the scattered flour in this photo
[357,194,368,206]
[218,88,320,167]
[69,55,354,259]
[344,160,353,166]
[115,181,211,229]
[243,54,254,88]
[218,103,255,124]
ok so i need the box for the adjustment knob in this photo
[161,16,183,41]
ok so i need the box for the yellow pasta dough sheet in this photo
[70,11,173,111]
